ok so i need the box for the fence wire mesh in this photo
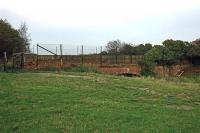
[33,44,103,55]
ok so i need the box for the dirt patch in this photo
[35,73,92,78]
[99,65,141,75]
[33,73,93,79]
[176,93,191,100]
[138,88,158,95]
[138,88,149,91]
[194,102,200,105]
[150,90,156,95]
[138,97,145,100]
[166,105,194,110]
[33,73,107,82]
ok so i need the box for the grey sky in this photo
[0,0,200,54]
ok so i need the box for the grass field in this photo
[0,72,200,133]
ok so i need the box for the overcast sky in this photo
[0,0,200,54]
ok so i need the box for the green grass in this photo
[0,72,200,133]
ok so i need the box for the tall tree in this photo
[163,39,189,60]
[119,43,135,55]
[144,43,153,52]
[105,40,122,54]
[18,22,31,52]
[134,43,153,55]
[187,38,200,57]
[0,19,24,57]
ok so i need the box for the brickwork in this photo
[18,54,200,76]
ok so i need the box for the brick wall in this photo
[21,54,200,76]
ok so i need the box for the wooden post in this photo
[115,47,118,64]
[3,52,7,71]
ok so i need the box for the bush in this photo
[0,64,4,72]
[0,62,14,72]
[138,60,155,76]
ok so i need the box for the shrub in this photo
[138,60,155,76]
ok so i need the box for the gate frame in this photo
[36,44,63,69]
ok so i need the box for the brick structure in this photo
[13,53,200,76]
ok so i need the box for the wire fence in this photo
[33,44,103,55]
[34,44,142,65]
[1,44,199,77]
[0,44,143,72]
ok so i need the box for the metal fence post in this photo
[60,44,63,68]
[36,44,38,68]
[81,45,83,65]
[115,47,118,64]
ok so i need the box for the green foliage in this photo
[100,51,108,55]
[0,62,15,72]
[105,40,153,55]
[187,39,200,57]
[139,46,163,76]
[163,39,189,60]
[0,64,3,71]
[139,39,190,76]
[0,19,24,57]
[165,73,200,83]
[119,43,135,55]
[187,45,200,57]
[139,60,155,76]
[134,43,153,55]
[144,45,163,62]
[0,20,31,57]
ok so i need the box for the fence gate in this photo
[36,44,63,69]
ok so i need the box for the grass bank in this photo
[0,72,199,132]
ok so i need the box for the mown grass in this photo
[0,72,200,133]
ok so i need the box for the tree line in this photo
[0,19,30,57]
[105,39,200,75]
[104,40,153,55]
[105,39,200,57]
